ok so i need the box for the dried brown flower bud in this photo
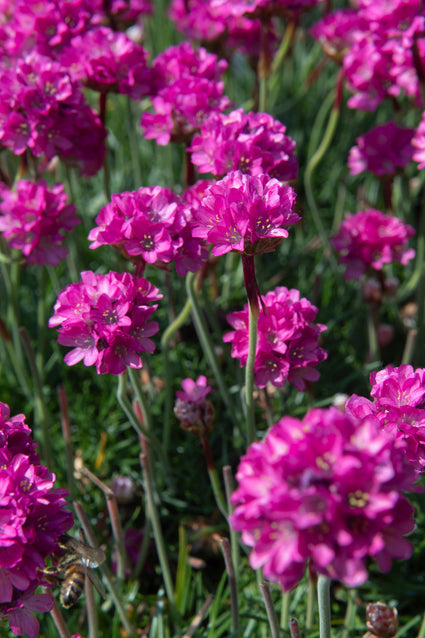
[365,602,398,638]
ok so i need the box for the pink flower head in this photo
[230,406,417,591]
[141,42,230,145]
[168,0,272,58]
[0,402,73,637]
[59,26,154,100]
[348,121,414,177]
[310,9,368,63]
[224,286,327,391]
[0,53,107,176]
[174,376,214,436]
[412,110,425,170]
[346,364,425,472]
[0,180,80,266]
[188,109,298,181]
[331,209,415,281]
[88,185,208,276]
[338,1,425,110]
[192,170,299,257]
[210,0,323,19]
[48,270,162,375]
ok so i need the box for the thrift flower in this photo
[331,209,415,281]
[141,41,230,145]
[310,9,368,63]
[174,375,214,437]
[224,286,327,391]
[0,402,73,637]
[192,170,299,317]
[230,406,417,591]
[346,364,425,472]
[59,26,154,100]
[210,0,323,19]
[192,171,298,257]
[0,180,80,266]
[49,271,162,375]
[348,122,414,177]
[88,185,208,276]
[412,110,425,170]
[169,0,271,58]
[188,109,298,181]
[0,53,107,176]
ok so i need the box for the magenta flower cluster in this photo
[88,185,208,276]
[189,108,298,182]
[348,121,415,178]
[0,53,107,176]
[230,406,417,591]
[48,271,162,375]
[169,0,268,58]
[311,0,425,110]
[0,402,73,638]
[0,0,151,60]
[412,111,425,170]
[0,180,80,267]
[224,286,327,391]
[346,364,425,473]
[192,171,299,257]
[58,26,154,100]
[331,209,415,281]
[210,0,323,19]
[141,41,230,146]
[174,376,214,436]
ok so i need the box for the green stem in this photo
[207,466,228,519]
[139,432,177,621]
[161,297,192,452]
[185,272,239,426]
[317,575,331,638]
[74,501,137,638]
[280,591,290,632]
[36,266,48,374]
[0,255,31,398]
[261,581,281,638]
[223,465,240,585]
[304,89,341,262]
[126,96,143,187]
[19,327,52,467]
[306,572,316,631]
[116,373,170,472]
[245,303,258,446]
[366,303,381,366]
[259,74,268,113]
[272,20,297,74]
[341,589,357,638]
[416,610,425,638]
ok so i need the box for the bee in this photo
[44,533,106,608]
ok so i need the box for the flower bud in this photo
[365,602,398,638]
